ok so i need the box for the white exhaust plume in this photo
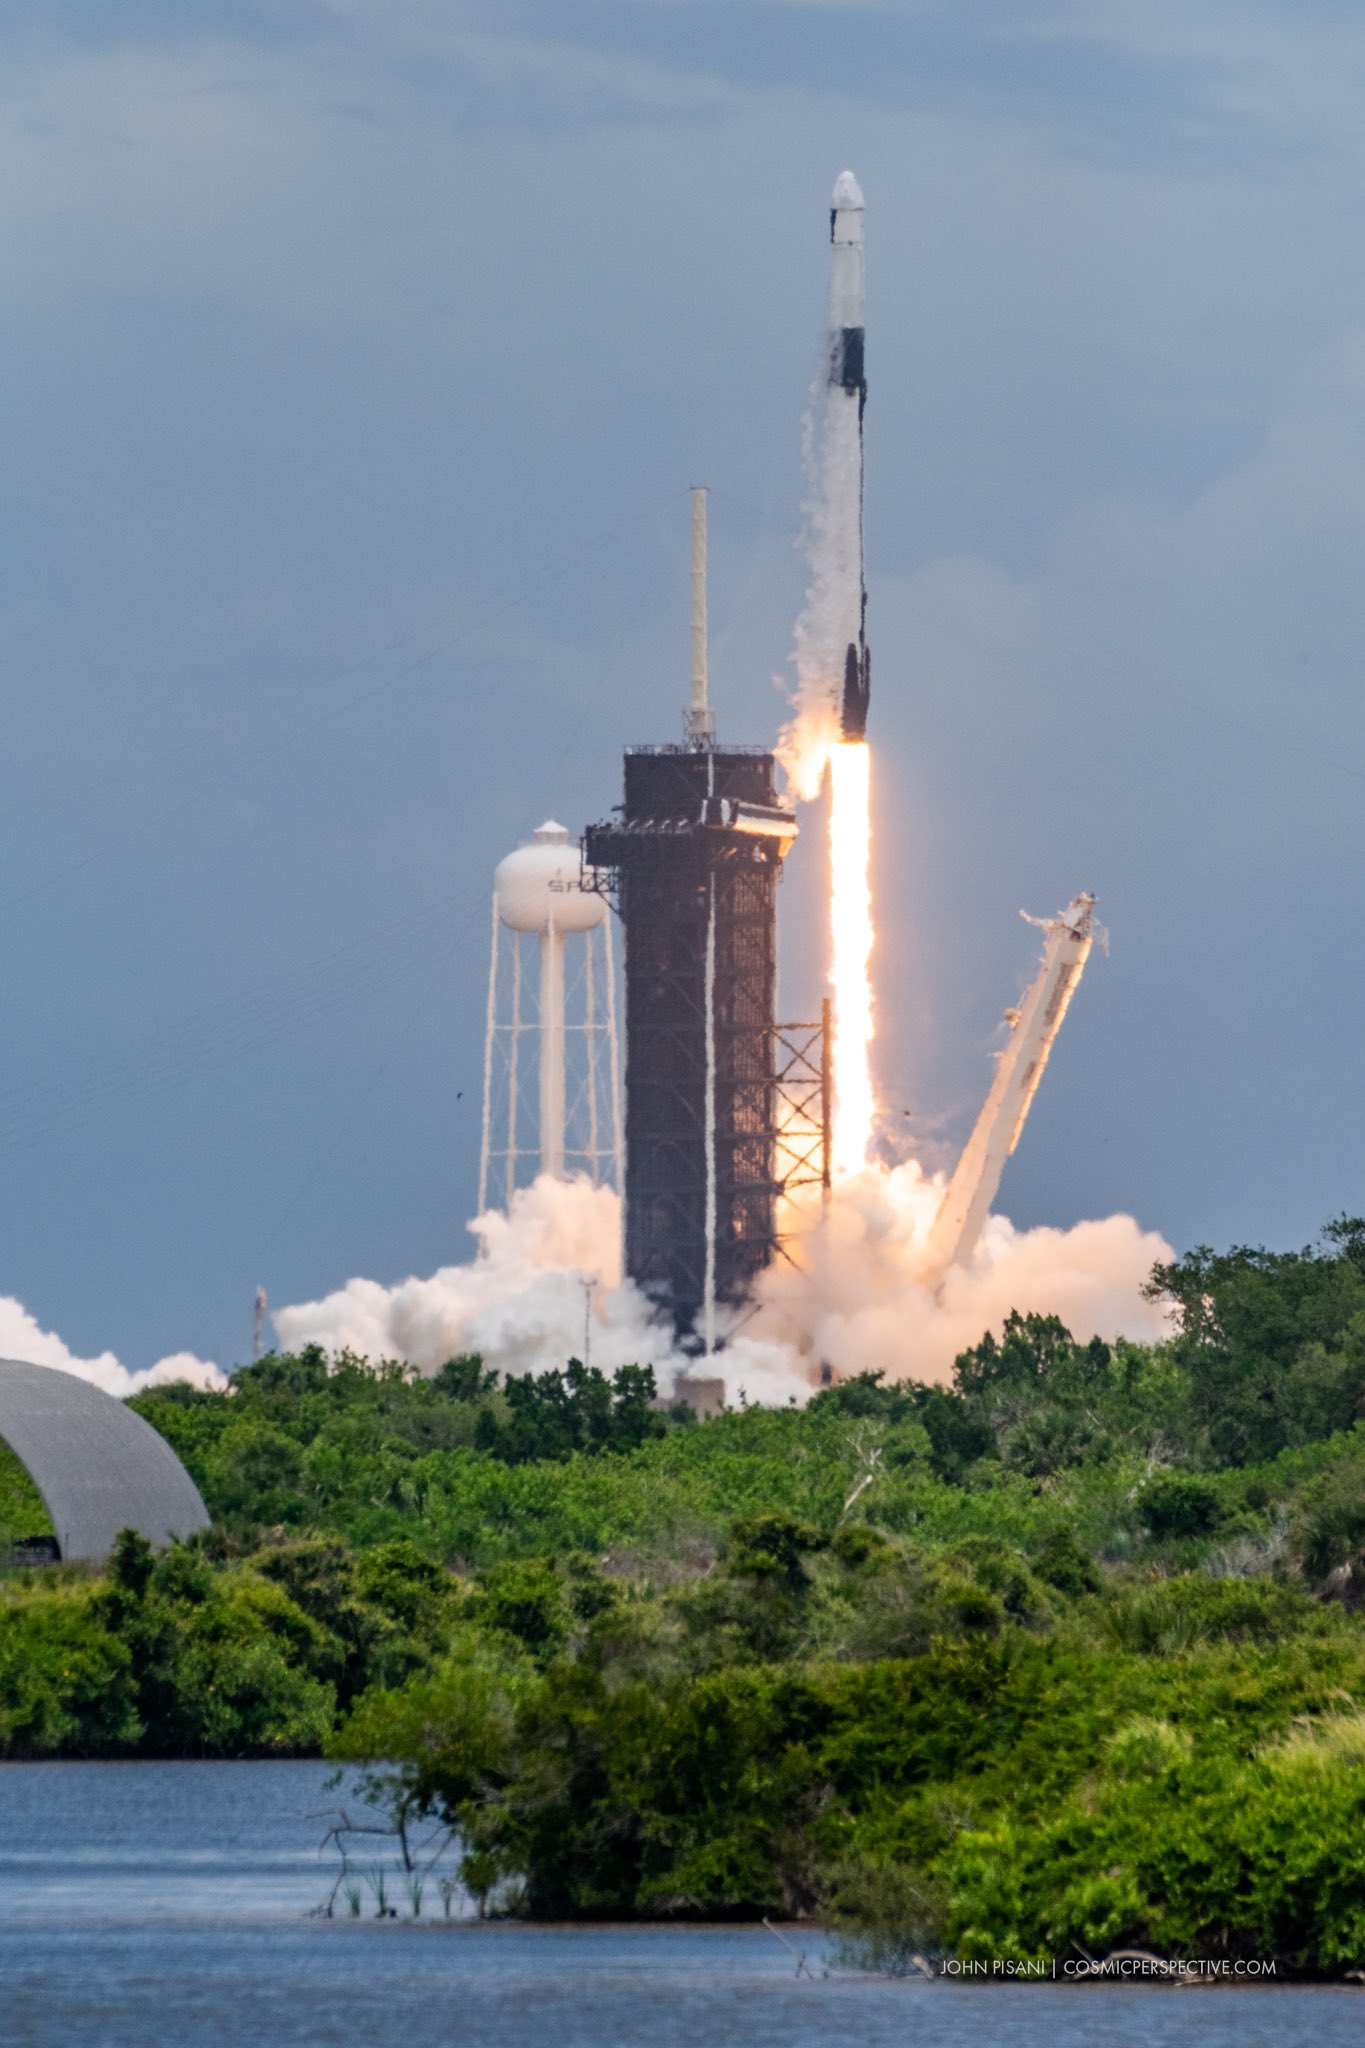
[272,1170,1172,1399]
[0,1296,224,1399]
[751,1163,1172,1382]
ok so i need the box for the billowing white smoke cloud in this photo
[749,1161,1173,1385]
[0,1171,1171,1410]
[272,1176,682,1383]
[0,1296,225,1399]
[271,1168,1172,1401]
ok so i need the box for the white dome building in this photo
[480,822,620,1206]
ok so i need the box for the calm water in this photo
[0,1761,1361,2048]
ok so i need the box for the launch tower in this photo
[584,492,797,1345]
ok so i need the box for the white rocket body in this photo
[828,170,865,374]
[827,171,870,742]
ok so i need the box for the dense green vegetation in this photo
[0,1438,50,1545]
[5,1217,1365,1970]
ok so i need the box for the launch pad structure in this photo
[584,742,800,1345]
[584,488,827,1348]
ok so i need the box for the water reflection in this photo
[0,1762,1361,2048]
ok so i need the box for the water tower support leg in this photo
[540,917,565,1178]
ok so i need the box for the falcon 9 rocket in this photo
[829,171,870,743]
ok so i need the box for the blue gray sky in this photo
[3,0,1364,1372]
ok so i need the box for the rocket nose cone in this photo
[831,169,864,211]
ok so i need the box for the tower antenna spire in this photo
[685,486,715,744]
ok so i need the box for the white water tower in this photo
[478,821,622,1210]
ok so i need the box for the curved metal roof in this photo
[0,1358,210,1563]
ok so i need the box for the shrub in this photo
[1138,1473,1224,1540]
[1031,1526,1101,1598]
[1292,1456,1365,1583]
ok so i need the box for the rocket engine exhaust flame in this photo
[829,742,875,1176]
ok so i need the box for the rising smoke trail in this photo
[781,395,862,799]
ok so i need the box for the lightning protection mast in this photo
[584,490,797,1349]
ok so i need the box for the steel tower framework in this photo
[584,744,796,1341]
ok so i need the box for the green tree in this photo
[1147,1224,1365,1462]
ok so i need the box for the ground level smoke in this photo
[272,1171,1173,1399]
[1,1170,1170,1403]
[751,1163,1172,1383]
